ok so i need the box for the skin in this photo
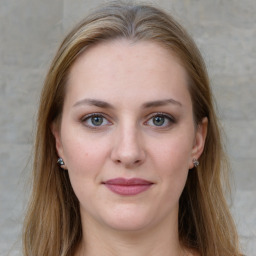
[52,40,207,256]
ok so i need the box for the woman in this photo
[23,2,242,256]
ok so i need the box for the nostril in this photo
[114,158,142,167]
[110,139,146,167]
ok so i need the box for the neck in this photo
[76,211,189,256]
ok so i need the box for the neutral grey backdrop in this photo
[0,0,255,255]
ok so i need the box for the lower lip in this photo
[104,184,152,196]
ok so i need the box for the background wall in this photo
[0,0,255,255]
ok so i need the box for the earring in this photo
[193,158,199,168]
[57,157,65,166]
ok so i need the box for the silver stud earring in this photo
[193,158,199,168]
[57,157,65,166]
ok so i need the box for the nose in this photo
[110,124,146,169]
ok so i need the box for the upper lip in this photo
[103,178,153,185]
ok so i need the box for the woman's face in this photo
[53,40,207,232]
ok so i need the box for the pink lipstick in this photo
[103,178,153,196]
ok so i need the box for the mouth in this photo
[102,178,154,196]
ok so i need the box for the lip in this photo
[103,178,153,196]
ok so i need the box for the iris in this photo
[153,116,165,126]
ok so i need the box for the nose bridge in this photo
[111,118,145,167]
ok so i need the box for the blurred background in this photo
[0,0,255,255]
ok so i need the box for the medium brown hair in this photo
[23,2,241,256]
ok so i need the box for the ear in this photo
[51,122,67,169]
[189,117,208,169]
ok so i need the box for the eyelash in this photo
[81,113,112,129]
[144,112,176,128]
[81,112,176,129]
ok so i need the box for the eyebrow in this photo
[73,99,114,109]
[73,98,182,109]
[142,99,182,108]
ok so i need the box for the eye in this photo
[152,116,165,126]
[145,113,175,128]
[82,113,111,128]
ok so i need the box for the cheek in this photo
[61,128,110,177]
[154,134,193,170]
[61,134,110,201]
[150,129,194,191]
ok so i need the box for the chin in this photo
[104,218,152,232]
[98,204,157,232]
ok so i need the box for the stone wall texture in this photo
[0,0,255,255]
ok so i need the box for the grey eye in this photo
[145,113,175,128]
[152,116,165,126]
[82,114,111,128]
[91,116,104,126]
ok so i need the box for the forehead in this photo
[70,39,186,76]
[66,39,191,107]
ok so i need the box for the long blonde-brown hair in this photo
[23,2,241,256]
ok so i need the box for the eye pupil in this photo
[92,116,103,126]
[153,116,165,126]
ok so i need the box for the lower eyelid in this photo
[81,113,115,129]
